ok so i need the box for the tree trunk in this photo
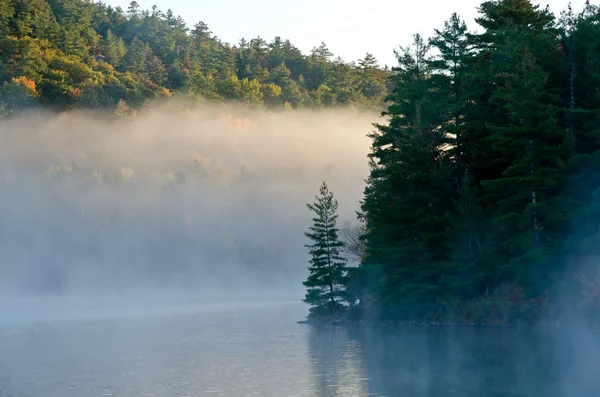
[324,213,335,314]
[530,139,539,244]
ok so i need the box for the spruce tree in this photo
[303,182,348,319]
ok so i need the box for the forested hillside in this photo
[0,0,390,114]
[4,0,600,325]
[298,0,600,325]
[351,0,600,324]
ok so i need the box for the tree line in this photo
[0,0,390,115]
[303,0,600,325]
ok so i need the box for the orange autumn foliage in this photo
[12,76,38,95]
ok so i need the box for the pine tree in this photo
[560,3,600,265]
[120,36,147,75]
[468,0,567,294]
[303,182,348,319]
[358,53,378,70]
[190,21,212,45]
[427,13,489,297]
[482,45,567,292]
[104,30,126,65]
[359,34,454,319]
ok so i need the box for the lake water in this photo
[0,300,599,397]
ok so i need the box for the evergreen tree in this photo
[428,13,492,296]
[0,0,13,38]
[468,0,567,294]
[190,21,212,45]
[482,45,568,292]
[360,34,454,319]
[358,53,378,70]
[120,36,147,75]
[103,29,126,65]
[303,182,348,319]
[126,1,139,18]
[560,3,600,266]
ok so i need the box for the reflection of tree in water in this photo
[307,325,369,397]
[345,326,577,397]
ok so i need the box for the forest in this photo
[0,0,390,113]
[3,0,600,326]
[0,0,381,297]
[303,0,600,326]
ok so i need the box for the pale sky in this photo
[105,0,587,67]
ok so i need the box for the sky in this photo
[105,0,586,68]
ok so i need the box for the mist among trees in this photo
[2,0,600,326]
[304,0,600,325]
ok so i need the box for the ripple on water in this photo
[1,302,598,397]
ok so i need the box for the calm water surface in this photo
[0,300,598,397]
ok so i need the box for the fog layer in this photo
[0,101,376,302]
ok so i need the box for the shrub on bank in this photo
[441,283,548,326]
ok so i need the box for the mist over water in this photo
[2,102,600,397]
[0,104,382,395]
[0,101,375,313]
[2,300,599,397]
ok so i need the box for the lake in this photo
[0,300,598,397]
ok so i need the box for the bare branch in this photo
[340,220,365,263]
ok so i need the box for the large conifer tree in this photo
[469,0,568,293]
[360,34,454,319]
[428,13,488,298]
[561,3,600,264]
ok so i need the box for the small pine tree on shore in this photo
[303,181,348,319]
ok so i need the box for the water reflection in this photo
[1,302,600,397]
[307,326,369,396]
[341,326,598,397]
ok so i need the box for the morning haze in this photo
[0,101,375,313]
[3,0,600,394]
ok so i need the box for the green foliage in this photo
[344,0,600,324]
[114,98,135,117]
[0,76,39,112]
[103,30,126,65]
[303,182,349,319]
[0,0,391,112]
[360,33,455,318]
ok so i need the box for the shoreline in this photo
[297,319,600,329]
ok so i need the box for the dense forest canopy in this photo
[2,0,600,325]
[296,0,600,325]
[348,0,600,325]
[0,0,391,114]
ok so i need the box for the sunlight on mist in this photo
[0,101,378,305]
